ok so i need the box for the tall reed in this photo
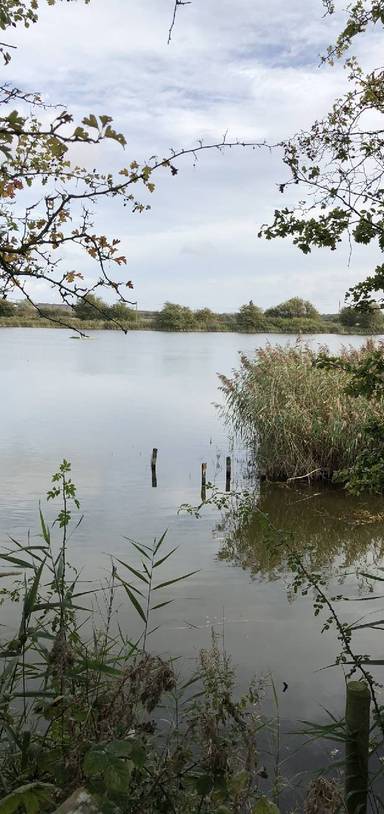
[219,342,384,481]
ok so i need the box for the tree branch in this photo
[168,0,191,44]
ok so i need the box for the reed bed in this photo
[219,342,384,481]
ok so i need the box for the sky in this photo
[7,0,383,312]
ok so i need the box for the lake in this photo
[1,328,384,797]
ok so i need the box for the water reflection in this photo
[217,483,384,581]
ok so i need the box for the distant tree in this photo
[237,301,265,332]
[15,302,36,317]
[194,307,220,330]
[38,305,71,320]
[339,307,360,327]
[156,302,196,331]
[108,302,136,322]
[0,298,14,316]
[265,297,319,320]
[340,305,384,332]
[73,294,107,321]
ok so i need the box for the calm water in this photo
[1,328,384,792]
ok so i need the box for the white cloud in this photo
[6,0,380,311]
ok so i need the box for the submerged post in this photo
[345,681,371,814]
[151,448,158,488]
[225,456,231,492]
[201,462,207,502]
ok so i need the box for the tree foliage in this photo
[259,1,384,313]
[236,300,266,331]
[265,297,319,320]
[0,0,263,331]
[0,296,14,315]
[155,302,196,330]
[339,304,384,332]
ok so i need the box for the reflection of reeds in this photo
[219,342,384,481]
[217,484,384,580]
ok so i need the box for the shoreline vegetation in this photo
[1,296,384,334]
[1,463,381,813]
[220,342,384,494]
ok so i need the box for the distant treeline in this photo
[1,295,383,333]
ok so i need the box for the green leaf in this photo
[194,774,214,796]
[228,770,249,795]
[82,114,98,129]
[153,546,178,568]
[151,599,174,610]
[154,570,199,590]
[122,584,147,623]
[104,760,133,793]
[123,538,152,559]
[39,509,50,545]
[0,554,34,569]
[75,659,121,677]
[107,740,145,765]
[0,571,20,577]
[154,530,168,555]
[73,126,89,140]
[84,746,107,775]
[114,558,149,584]
[253,798,280,813]
[23,562,44,617]
[0,784,56,814]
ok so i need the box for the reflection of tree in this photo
[217,484,384,582]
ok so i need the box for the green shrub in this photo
[219,343,384,484]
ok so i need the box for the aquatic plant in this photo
[219,343,384,488]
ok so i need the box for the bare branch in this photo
[168,0,191,44]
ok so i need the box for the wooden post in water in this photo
[201,462,207,502]
[225,456,231,492]
[151,448,158,488]
[345,681,371,814]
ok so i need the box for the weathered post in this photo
[201,462,207,502]
[225,456,231,492]
[151,448,158,488]
[345,681,371,814]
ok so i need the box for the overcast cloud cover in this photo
[8,0,383,311]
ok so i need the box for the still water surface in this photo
[1,328,384,767]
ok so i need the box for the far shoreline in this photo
[0,319,381,337]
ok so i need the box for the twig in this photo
[286,468,322,482]
[168,0,191,44]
